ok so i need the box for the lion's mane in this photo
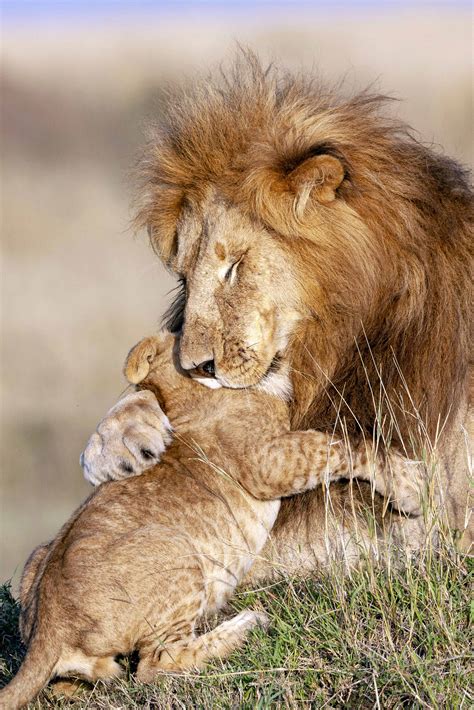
[135,53,472,457]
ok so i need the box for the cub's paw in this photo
[80,390,172,486]
[386,456,425,516]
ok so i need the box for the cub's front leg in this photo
[241,431,425,516]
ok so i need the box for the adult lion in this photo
[82,55,472,577]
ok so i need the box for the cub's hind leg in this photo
[51,657,123,699]
[136,610,268,680]
[54,651,124,683]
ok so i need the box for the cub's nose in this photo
[199,359,215,377]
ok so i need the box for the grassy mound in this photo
[1,547,472,708]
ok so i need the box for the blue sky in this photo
[2,0,470,21]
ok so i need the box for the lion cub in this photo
[1,332,422,709]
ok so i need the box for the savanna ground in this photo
[1,541,473,707]
[1,5,473,707]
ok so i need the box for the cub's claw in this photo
[80,390,172,486]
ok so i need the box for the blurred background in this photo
[1,0,472,588]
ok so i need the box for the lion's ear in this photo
[287,154,345,214]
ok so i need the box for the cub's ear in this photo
[124,331,176,384]
[287,154,345,215]
[124,337,160,384]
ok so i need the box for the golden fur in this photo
[3,331,423,708]
[130,52,472,562]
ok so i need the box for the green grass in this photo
[1,548,472,709]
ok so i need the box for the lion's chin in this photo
[214,371,266,390]
[189,366,268,391]
[213,357,292,400]
[213,354,283,390]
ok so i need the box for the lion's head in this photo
[135,52,471,437]
[160,193,302,390]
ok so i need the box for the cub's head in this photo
[124,331,215,414]
[124,331,182,401]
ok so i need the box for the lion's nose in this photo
[199,359,215,377]
[179,333,214,373]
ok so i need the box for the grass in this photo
[1,545,472,709]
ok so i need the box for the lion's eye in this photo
[224,256,243,284]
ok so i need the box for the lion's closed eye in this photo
[224,254,245,284]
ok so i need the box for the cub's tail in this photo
[0,622,59,710]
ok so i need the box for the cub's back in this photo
[32,441,277,626]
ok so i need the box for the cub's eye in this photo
[224,255,244,283]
